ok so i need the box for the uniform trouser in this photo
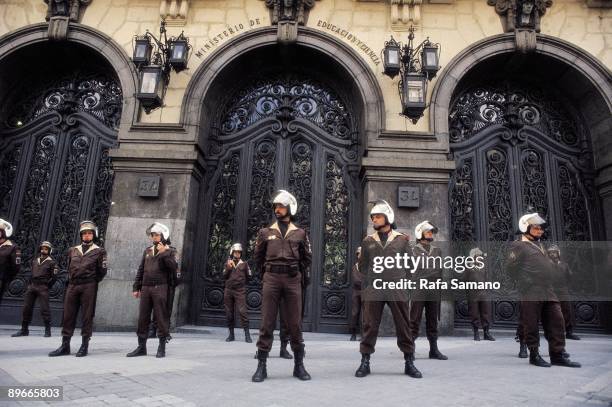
[22,284,51,325]
[360,300,414,354]
[349,290,362,333]
[409,300,439,340]
[468,299,491,329]
[138,284,169,339]
[150,285,175,332]
[279,299,290,344]
[61,282,97,337]
[560,301,575,333]
[520,300,565,354]
[256,272,303,353]
[224,286,249,328]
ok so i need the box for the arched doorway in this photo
[432,38,611,332]
[0,41,123,323]
[184,28,384,333]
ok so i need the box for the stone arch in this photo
[182,26,385,154]
[0,23,139,133]
[431,32,612,238]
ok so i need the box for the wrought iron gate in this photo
[448,83,604,331]
[196,75,361,332]
[0,73,122,323]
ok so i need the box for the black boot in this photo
[252,350,268,382]
[147,323,157,339]
[349,328,357,341]
[428,338,448,360]
[293,346,311,381]
[355,353,371,377]
[551,352,581,368]
[472,327,480,341]
[279,341,293,359]
[566,330,581,340]
[244,328,252,343]
[529,347,551,367]
[518,342,528,358]
[156,337,166,358]
[562,350,571,359]
[44,323,51,337]
[404,353,423,378]
[126,337,147,357]
[483,327,496,341]
[75,336,90,357]
[49,336,71,357]
[11,323,29,337]
[225,327,235,342]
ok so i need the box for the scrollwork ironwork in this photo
[206,152,241,282]
[449,157,475,241]
[0,143,23,216]
[449,84,582,147]
[219,77,353,139]
[288,141,313,233]
[322,155,349,289]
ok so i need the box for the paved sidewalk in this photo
[0,325,610,407]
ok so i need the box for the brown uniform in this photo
[464,260,491,329]
[133,245,179,339]
[254,222,312,353]
[223,259,251,328]
[505,238,566,355]
[551,260,575,334]
[359,230,415,355]
[62,243,107,338]
[0,240,21,304]
[409,242,442,341]
[349,263,363,335]
[21,256,59,326]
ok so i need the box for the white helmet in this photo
[356,246,362,255]
[147,222,170,241]
[518,212,545,233]
[272,190,298,216]
[369,200,395,225]
[79,220,98,238]
[469,247,483,257]
[229,242,243,255]
[415,221,438,240]
[0,218,13,238]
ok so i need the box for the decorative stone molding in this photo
[391,0,422,30]
[262,0,318,43]
[160,0,189,27]
[487,0,553,53]
[44,0,92,41]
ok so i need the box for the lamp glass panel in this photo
[406,80,424,103]
[387,48,399,65]
[141,71,158,94]
[172,44,185,60]
[135,44,147,59]
[424,48,438,68]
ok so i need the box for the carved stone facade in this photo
[44,0,92,40]
[0,0,609,333]
[487,0,553,52]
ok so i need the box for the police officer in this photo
[465,247,495,341]
[12,241,58,337]
[547,245,580,341]
[349,247,363,341]
[505,213,580,368]
[49,220,107,357]
[252,190,312,382]
[0,219,21,305]
[409,221,448,360]
[355,200,422,379]
[127,222,179,358]
[224,242,253,343]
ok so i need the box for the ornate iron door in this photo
[196,76,361,332]
[0,74,121,323]
[448,83,604,331]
